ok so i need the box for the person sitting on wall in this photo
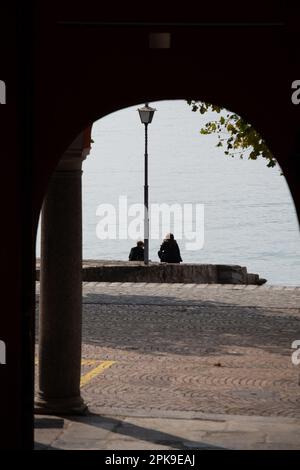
[129,240,144,261]
[158,233,182,263]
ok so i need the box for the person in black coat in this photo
[158,233,182,263]
[129,240,144,261]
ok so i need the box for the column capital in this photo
[57,126,92,171]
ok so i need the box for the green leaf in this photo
[187,100,276,169]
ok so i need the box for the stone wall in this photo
[36,259,266,285]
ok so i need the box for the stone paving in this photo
[35,412,300,450]
[35,283,300,449]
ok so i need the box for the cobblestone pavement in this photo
[36,283,300,419]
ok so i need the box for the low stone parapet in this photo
[36,259,266,284]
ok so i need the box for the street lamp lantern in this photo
[138,103,156,124]
[137,103,156,265]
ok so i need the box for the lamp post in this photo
[138,103,156,265]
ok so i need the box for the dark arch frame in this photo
[1,2,300,449]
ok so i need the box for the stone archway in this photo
[2,3,299,448]
[34,97,300,418]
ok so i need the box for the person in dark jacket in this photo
[158,233,182,263]
[129,240,144,261]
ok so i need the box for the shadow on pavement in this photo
[63,413,227,450]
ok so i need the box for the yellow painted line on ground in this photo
[35,358,116,387]
[80,361,116,387]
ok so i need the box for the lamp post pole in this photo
[137,103,156,265]
[144,122,149,265]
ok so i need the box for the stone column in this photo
[35,131,91,414]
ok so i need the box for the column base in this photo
[34,394,88,416]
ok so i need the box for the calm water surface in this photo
[37,100,300,285]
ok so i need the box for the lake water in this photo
[36,100,300,285]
